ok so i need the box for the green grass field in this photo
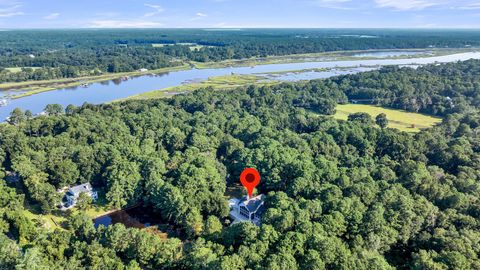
[22,191,112,231]
[5,67,40,73]
[333,104,442,132]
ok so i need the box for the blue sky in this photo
[0,0,480,28]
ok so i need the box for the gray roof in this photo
[68,183,92,196]
[240,194,265,213]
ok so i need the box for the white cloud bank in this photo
[89,20,164,28]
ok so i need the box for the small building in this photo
[138,68,149,72]
[62,183,98,209]
[5,171,20,184]
[229,194,265,226]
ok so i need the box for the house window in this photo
[240,206,250,219]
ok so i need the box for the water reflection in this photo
[94,206,184,239]
[94,206,164,229]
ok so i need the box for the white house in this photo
[62,183,98,209]
[229,194,265,226]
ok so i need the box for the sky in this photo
[0,0,480,29]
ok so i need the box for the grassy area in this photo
[5,67,41,73]
[152,43,170,48]
[120,74,276,101]
[152,43,213,51]
[333,104,442,132]
[22,191,113,231]
[22,208,66,230]
[22,202,67,230]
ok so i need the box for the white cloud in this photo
[190,12,208,21]
[0,10,22,17]
[457,3,480,10]
[374,0,439,10]
[0,2,23,17]
[89,20,164,28]
[144,3,164,17]
[311,0,354,9]
[374,0,480,11]
[43,13,59,20]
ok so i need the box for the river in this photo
[1,51,479,120]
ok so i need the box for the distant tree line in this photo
[1,29,480,82]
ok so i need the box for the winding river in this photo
[1,51,480,120]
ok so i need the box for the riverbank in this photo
[117,74,277,102]
[190,48,474,69]
[1,64,191,99]
[1,48,474,100]
[2,50,480,121]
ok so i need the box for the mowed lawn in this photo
[333,104,442,132]
[5,67,40,73]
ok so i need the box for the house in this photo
[4,171,19,184]
[229,194,265,226]
[62,183,98,209]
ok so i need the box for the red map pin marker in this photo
[240,168,260,199]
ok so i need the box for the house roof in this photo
[240,194,265,213]
[69,183,92,196]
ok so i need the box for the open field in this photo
[120,74,276,101]
[152,43,214,51]
[22,192,113,231]
[333,104,442,132]
[5,67,41,73]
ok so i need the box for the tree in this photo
[348,112,374,125]
[44,104,64,116]
[104,158,141,208]
[0,234,20,269]
[25,110,33,119]
[376,113,388,129]
[76,192,93,210]
[65,104,77,115]
[16,248,50,270]
[67,213,95,241]
[48,158,79,188]
[204,215,223,238]
[23,172,60,214]
[9,108,26,125]
[184,208,203,237]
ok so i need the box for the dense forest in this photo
[1,29,480,82]
[2,59,480,269]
